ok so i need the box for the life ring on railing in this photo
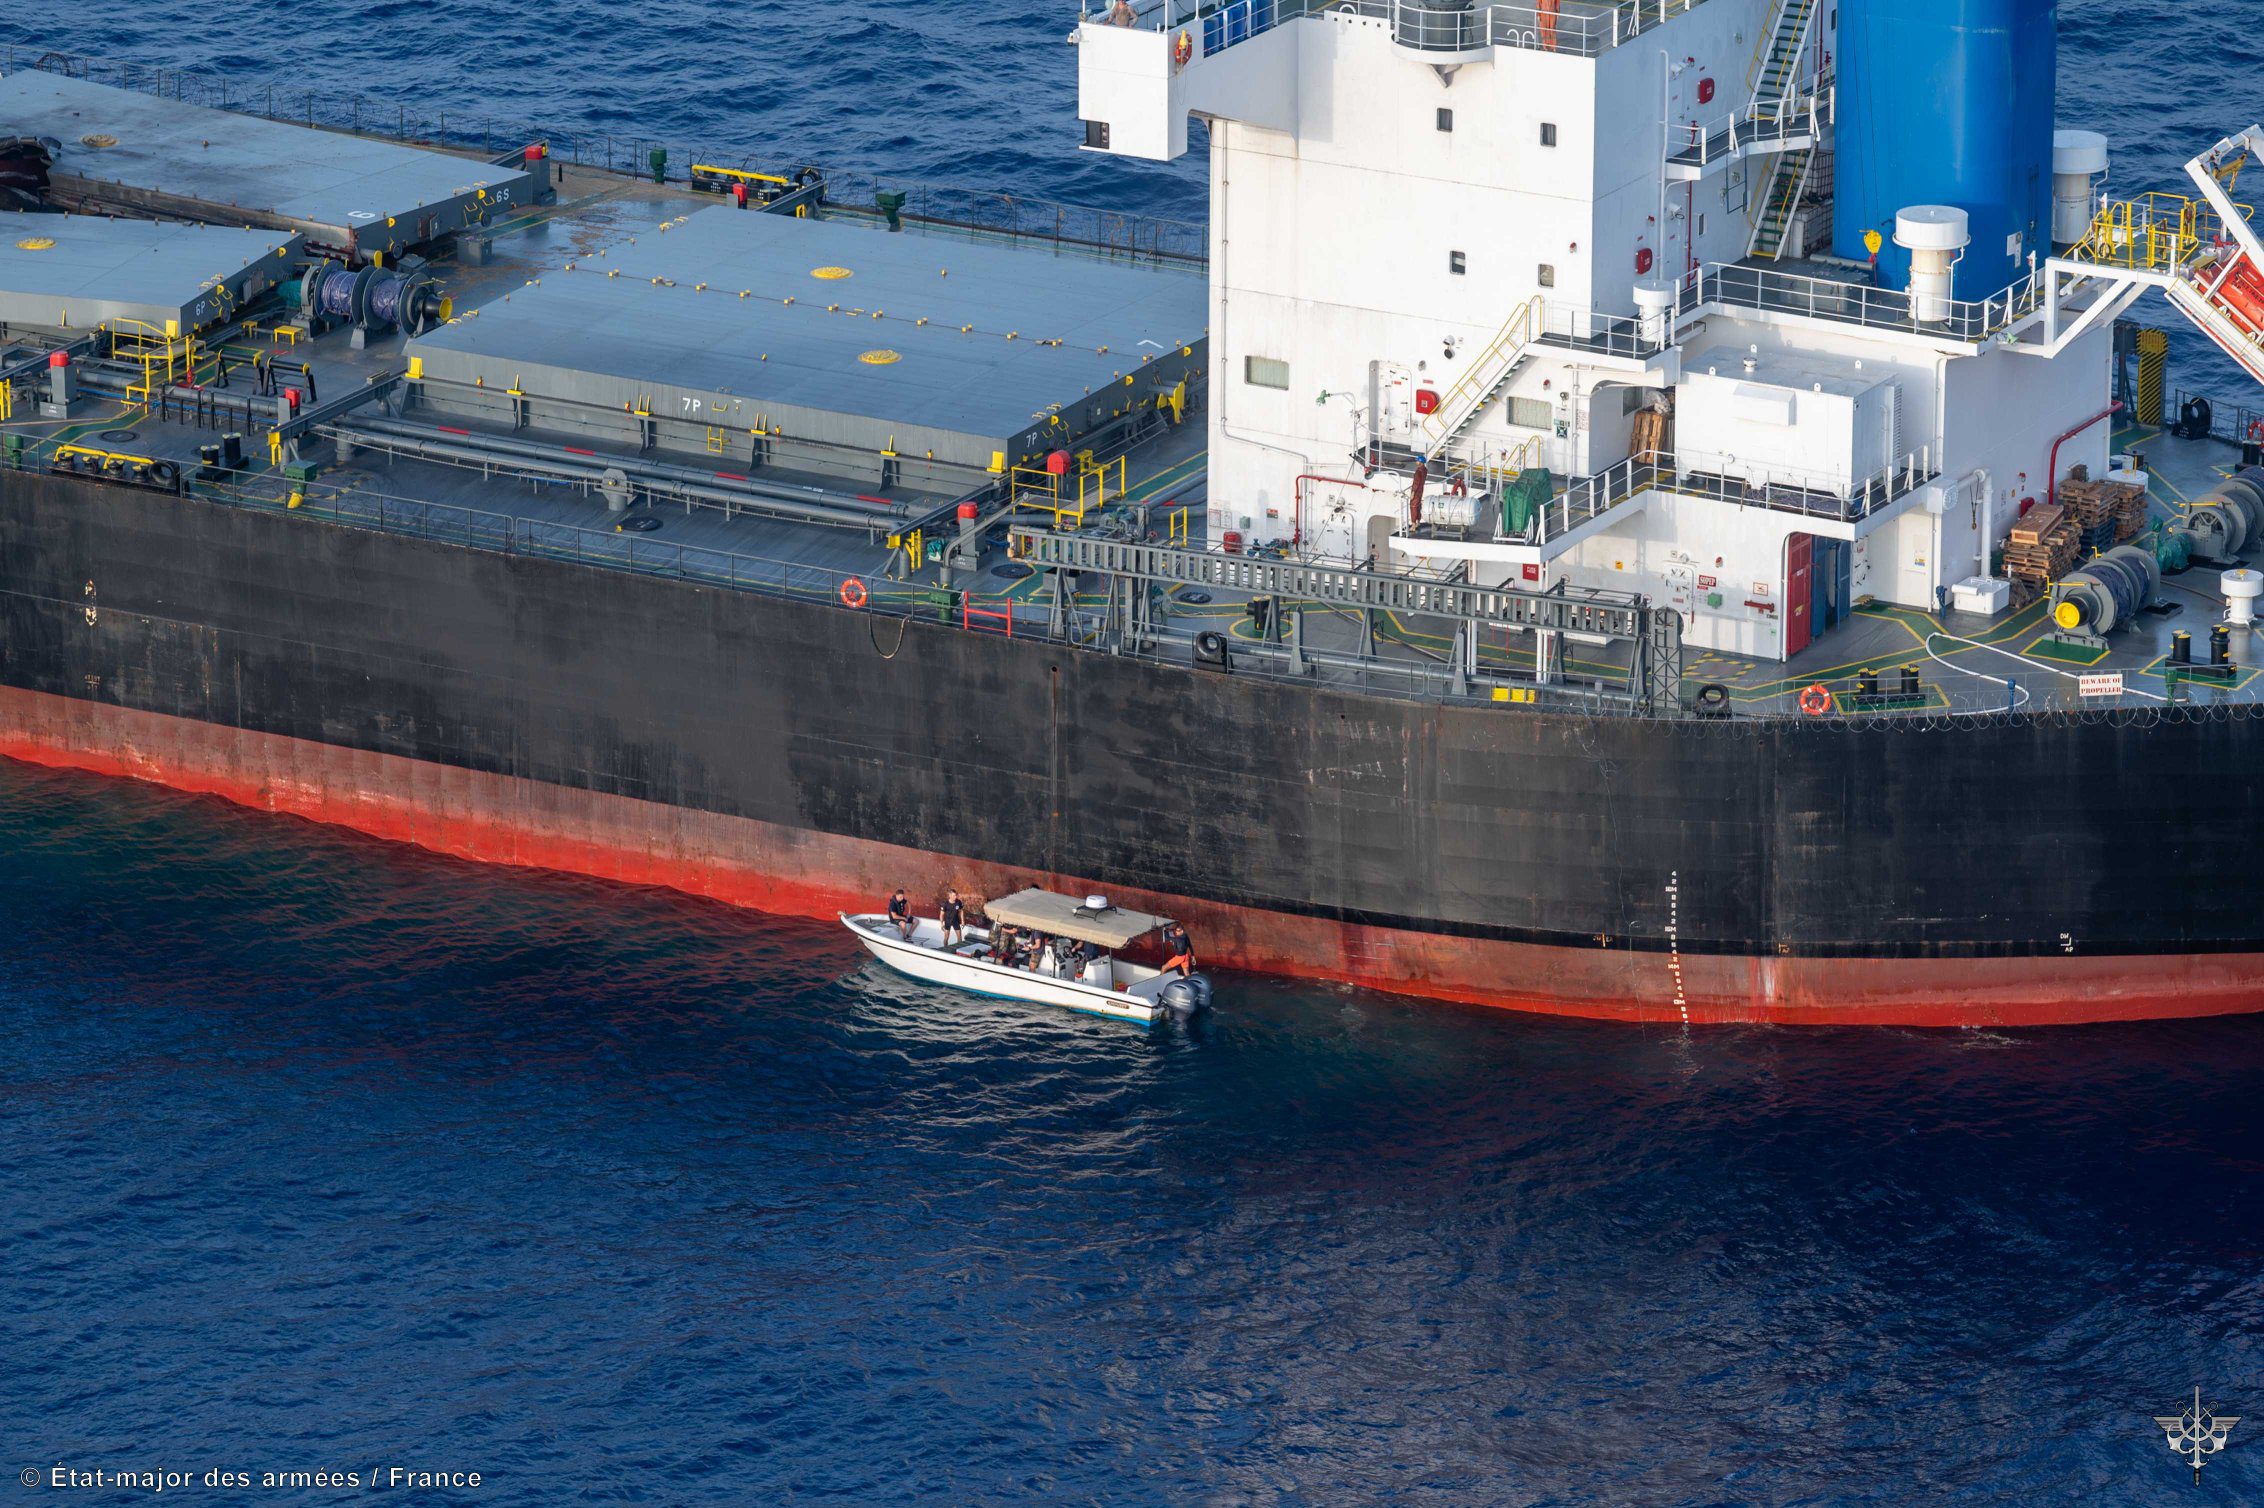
[1797,683,1832,717]
[840,577,870,610]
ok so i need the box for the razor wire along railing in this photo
[1,47,1206,270]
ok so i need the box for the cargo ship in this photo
[5,3,2264,1026]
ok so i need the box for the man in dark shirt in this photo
[940,888,966,948]
[1162,922,1195,978]
[886,887,913,940]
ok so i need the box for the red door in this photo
[1784,533,1814,658]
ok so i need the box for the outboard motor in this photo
[1159,974,1214,1015]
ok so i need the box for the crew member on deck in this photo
[1161,922,1195,979]
[887,887,913,940]
[1109,0,1137,24]
[940,888,966,948]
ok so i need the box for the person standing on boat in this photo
[940,888,966,948]
[1060,937,1088,980]
[887,887,913,940]
[989,922,1017,963]
[1162,922,1195,978]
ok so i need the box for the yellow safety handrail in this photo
[1742,0,1813,100]
[1077,455,1126,516]
[1422,295,1543,447]
[2068,192,2257,273]
[693,163,791,187]
[106,316,201,406]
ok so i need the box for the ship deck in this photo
[6,125,2262,721]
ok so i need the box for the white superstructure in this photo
[1076,0,2146,662]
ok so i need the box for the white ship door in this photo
[1313,485,1362,561]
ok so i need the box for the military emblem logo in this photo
[2155,1388,2238,1483]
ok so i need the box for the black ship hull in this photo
[5,470,2261,1026]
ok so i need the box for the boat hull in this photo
[5,469,2264,1028]
[841,913,1162,1021]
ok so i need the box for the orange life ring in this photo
[1173,30,1193,68]
[839,577,869,610]
[1798,683,1832,717]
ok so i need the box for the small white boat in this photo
[842,887,1215,1024]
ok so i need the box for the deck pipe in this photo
[339,417,917,529]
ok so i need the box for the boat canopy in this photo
[982,888,1171,949]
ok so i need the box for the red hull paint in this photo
[2,684,2259,1028]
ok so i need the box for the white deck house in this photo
[1075,0,2143,660]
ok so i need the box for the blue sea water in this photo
[4,3,2264,1501]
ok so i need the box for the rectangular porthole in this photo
[1437,108,1454,133]
[1245,355,1290,390]
[1539,122,1557,148]
[1538,263,1556,288]
[1450,250,1467,275]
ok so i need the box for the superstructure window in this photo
[1539,122,1558,148]
[1537,263,1556,288]
[1245,355,1290,390]
[1437,108,1454,133]
[1449,250,1467,275]
[1510,397,1552,429]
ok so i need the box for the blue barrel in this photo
[1834,0,2057,301]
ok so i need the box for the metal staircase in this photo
[1750,147,1814,260]
[1418,296,1542,458]
[1749,0,1818,111]
[1742,0,1822,260]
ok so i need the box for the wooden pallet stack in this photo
[2058,473,2150,551]
[2112,479,2150,543]
[2003,503,2080,604]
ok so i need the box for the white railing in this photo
[1678,261,2049,343]
[1527,444,1940,542]
[1667,83,1829,170]
[1084,0,1707,60]
[1531,301,1669,357]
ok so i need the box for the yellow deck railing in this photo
[1421,295,1543,449]
[2068,192,2256,274]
